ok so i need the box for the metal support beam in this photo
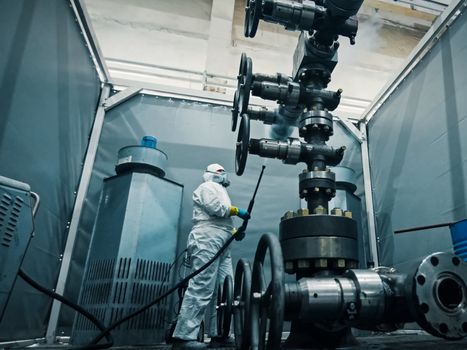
[397,0,447,13]
[336,115,365,143]
[0,338,45,348]
[111,78,368,120]
[103,87,142,111]
[361,0,467,124]
[70,0,111,83]
[45,85,111,343]
[360,124,379,267]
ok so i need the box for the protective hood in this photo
[203,163,230,187]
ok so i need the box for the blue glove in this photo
[237,208,250,220]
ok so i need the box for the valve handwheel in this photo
[217,275,233,339]
[250,233,285,350]
[245,0,262,38]
[232,90,240,132]
[233,259,252,350]
[232,53,247,132]
[241,55,253,113]
[233,54,253,132]
[235,114,250,176]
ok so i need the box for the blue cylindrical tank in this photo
[449,219,467,261]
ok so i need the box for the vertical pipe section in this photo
[45,84,111,343]
[360,123,379,267]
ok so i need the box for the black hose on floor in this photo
[89,234,237,345]
[18,269,114,350]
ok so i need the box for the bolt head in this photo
[314,206,326,215]
[331,208,343,216]
[315,259,328,268]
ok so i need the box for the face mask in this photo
[219,172,230,187]
[207,171,230,187]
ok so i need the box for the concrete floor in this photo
[9,334,467,350]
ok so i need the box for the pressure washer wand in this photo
[236,165,266,239]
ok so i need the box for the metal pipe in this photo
[284,252,467,338]
[394,221,454,234]
[360,124,379,267]
[107,57,234,81]
[30,191,40,218]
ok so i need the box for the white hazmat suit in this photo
[173,164,235,341]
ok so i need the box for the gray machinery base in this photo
[71,172,183,346]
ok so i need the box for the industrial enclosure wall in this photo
[59,95,367,332]
[0,0,101,340]
[367,11,467,266]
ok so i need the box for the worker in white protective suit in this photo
[172,164,250,350]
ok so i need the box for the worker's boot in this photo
[208,336,235,348]
[172,338,207,350]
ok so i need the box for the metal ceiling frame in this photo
[379,0,449,15]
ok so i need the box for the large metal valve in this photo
[250,233,285,350]
[233,259,253,350]
[232,53,342,122]
[235,114,250,176]
[245,0,262,38]
[225,0,465,347]
[232,53,253,132]
[216,275,233,339]
[216,231,467,349]
[215,260,254,349]
[244,0,362,44]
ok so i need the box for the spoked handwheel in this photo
[216,275,233,338]
[244,0,262,38]
[250,233,285,350]
[233,259,252,350]
[235,114,250,176]
[232,53,253,132]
